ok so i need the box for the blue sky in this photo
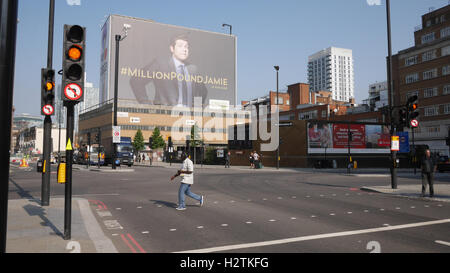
[13,0,449,116]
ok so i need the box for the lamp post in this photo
[112,25,130,169]
[274,66,280,170]
[222,23,232,35]
[386,0,397,189]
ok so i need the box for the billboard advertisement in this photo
[307,122,391,154]
[100,15,237,107]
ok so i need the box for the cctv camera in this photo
[123,24,131,30]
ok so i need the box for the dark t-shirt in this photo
[421,156,435,173]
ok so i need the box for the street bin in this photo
[353,161,357,169]
[37,159,43,173]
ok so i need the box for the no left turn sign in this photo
[42,104,54,116]
[64,83,83,101]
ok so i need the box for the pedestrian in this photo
[253,151,260,169]
[225,151,231,168]
[249,153,254,169]
[421,149,436,197]
[170,152,204,210]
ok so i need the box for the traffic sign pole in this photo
[64,102,74,240]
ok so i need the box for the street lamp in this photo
[222,23,232,35]
[112,24,131,169]
[274,66,280,170]
[386,0,397,189]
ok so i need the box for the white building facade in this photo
[308,47,354,102]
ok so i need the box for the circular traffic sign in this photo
[64,83,83,101]
[410,119,419,128]
[42,104,54,116]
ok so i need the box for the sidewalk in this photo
[361,184,450,202]
[6,197,117,253]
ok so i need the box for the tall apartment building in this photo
[392,4,450,155]
[308,47,354,102]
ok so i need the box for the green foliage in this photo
[204,147,216,164]
[151,127,165,149]
[132,129,145,152]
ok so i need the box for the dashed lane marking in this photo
[175,219,450,253]
[435,240,450,247]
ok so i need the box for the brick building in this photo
[392,4,450,155]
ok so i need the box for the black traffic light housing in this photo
[168,136,173,147]
[41,68,55,116]
[94,133,100,144]
[398,108,407,127]
[62,24,86,104]
[406,95,419,127]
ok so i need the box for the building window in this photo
[441,26,450,38]
[424,106,439,116]
[423,87,438,98]
[421,32,435,44]
[405,73,419,84]
[444,85,450,95]
[405,55,418,66]
[321,110,327,118]
[423,68,437,80]
[442,45,450,56]
[422,50,436,62]
[444,104,450,114]
[426,126,440,133]
[443,65,450,76]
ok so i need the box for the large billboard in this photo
[100,15,237,107]
[307,122,391,154]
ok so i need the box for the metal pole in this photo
[348,124,351,174]
[112,35,120,169]
[41,0,55,206]
[274,66,279,169]
[413,127,416,175]
[64,103,74,240]
[0,0,19,253]
[386,0,397,189]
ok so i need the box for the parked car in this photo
[437,155,450,173]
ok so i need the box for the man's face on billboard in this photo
[171,39,189,62]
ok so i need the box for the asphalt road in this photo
[8,163,450,253]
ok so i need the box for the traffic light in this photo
[406,95,419,127]
[62,24,86,104]
[149,137,153,149]
[398,108,408,127]
[168,136,173,147]
[94,133,100,144]
[41,68,55,116]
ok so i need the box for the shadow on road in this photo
[23,204,63,237]
[150,200,177,208]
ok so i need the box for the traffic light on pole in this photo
[168,136,173,147]
[398,108,407,127]
[62,25,85,104]
[41,68,55,116]
[406,95,419,127]
[95,133,99,144]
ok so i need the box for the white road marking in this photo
[291,196,297,199]
[380,208,385,211]
[112,234,119,236]
[320,195,324,197]
[230,200,235,203]
[262,198,267,201]
[306,196,311,198]
[291,217,297,220]
[425,205,430,208]
[347,212,353,214]
[142,231,149,234]
[411,206,415,209]
[245,221,252,224]
[364,210,369,213]
[395,207,401,210]
[170,229,177,232]
[175,219,450,253]
[435,240,450,247]
[437,204,443,207]
[115,208,121,210]
[103,220,123,230]
[197,226,204,229]
[213,201,218,204]
[97,210,112,217]
[137,206,142,209]
[311,215,317,218]
[330,213,336,216]
[277,197,283,200]
[332,194,337,197]
[383,224,390,226]
[221,224,228,227]
[269,219,277,222]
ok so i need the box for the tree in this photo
[132,129,145,152]
[151,127,165,149]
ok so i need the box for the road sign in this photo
[42,104,54,116]
[391,136,400,151]
[64,83,83,101]
[113,126,121,143]
[186,120,196,126]
[66,138,73,151]
[410,119,419,128]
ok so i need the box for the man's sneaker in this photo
[176,207,186,211]
[200,196,204,207]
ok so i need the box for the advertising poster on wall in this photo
[307,122,391,154]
